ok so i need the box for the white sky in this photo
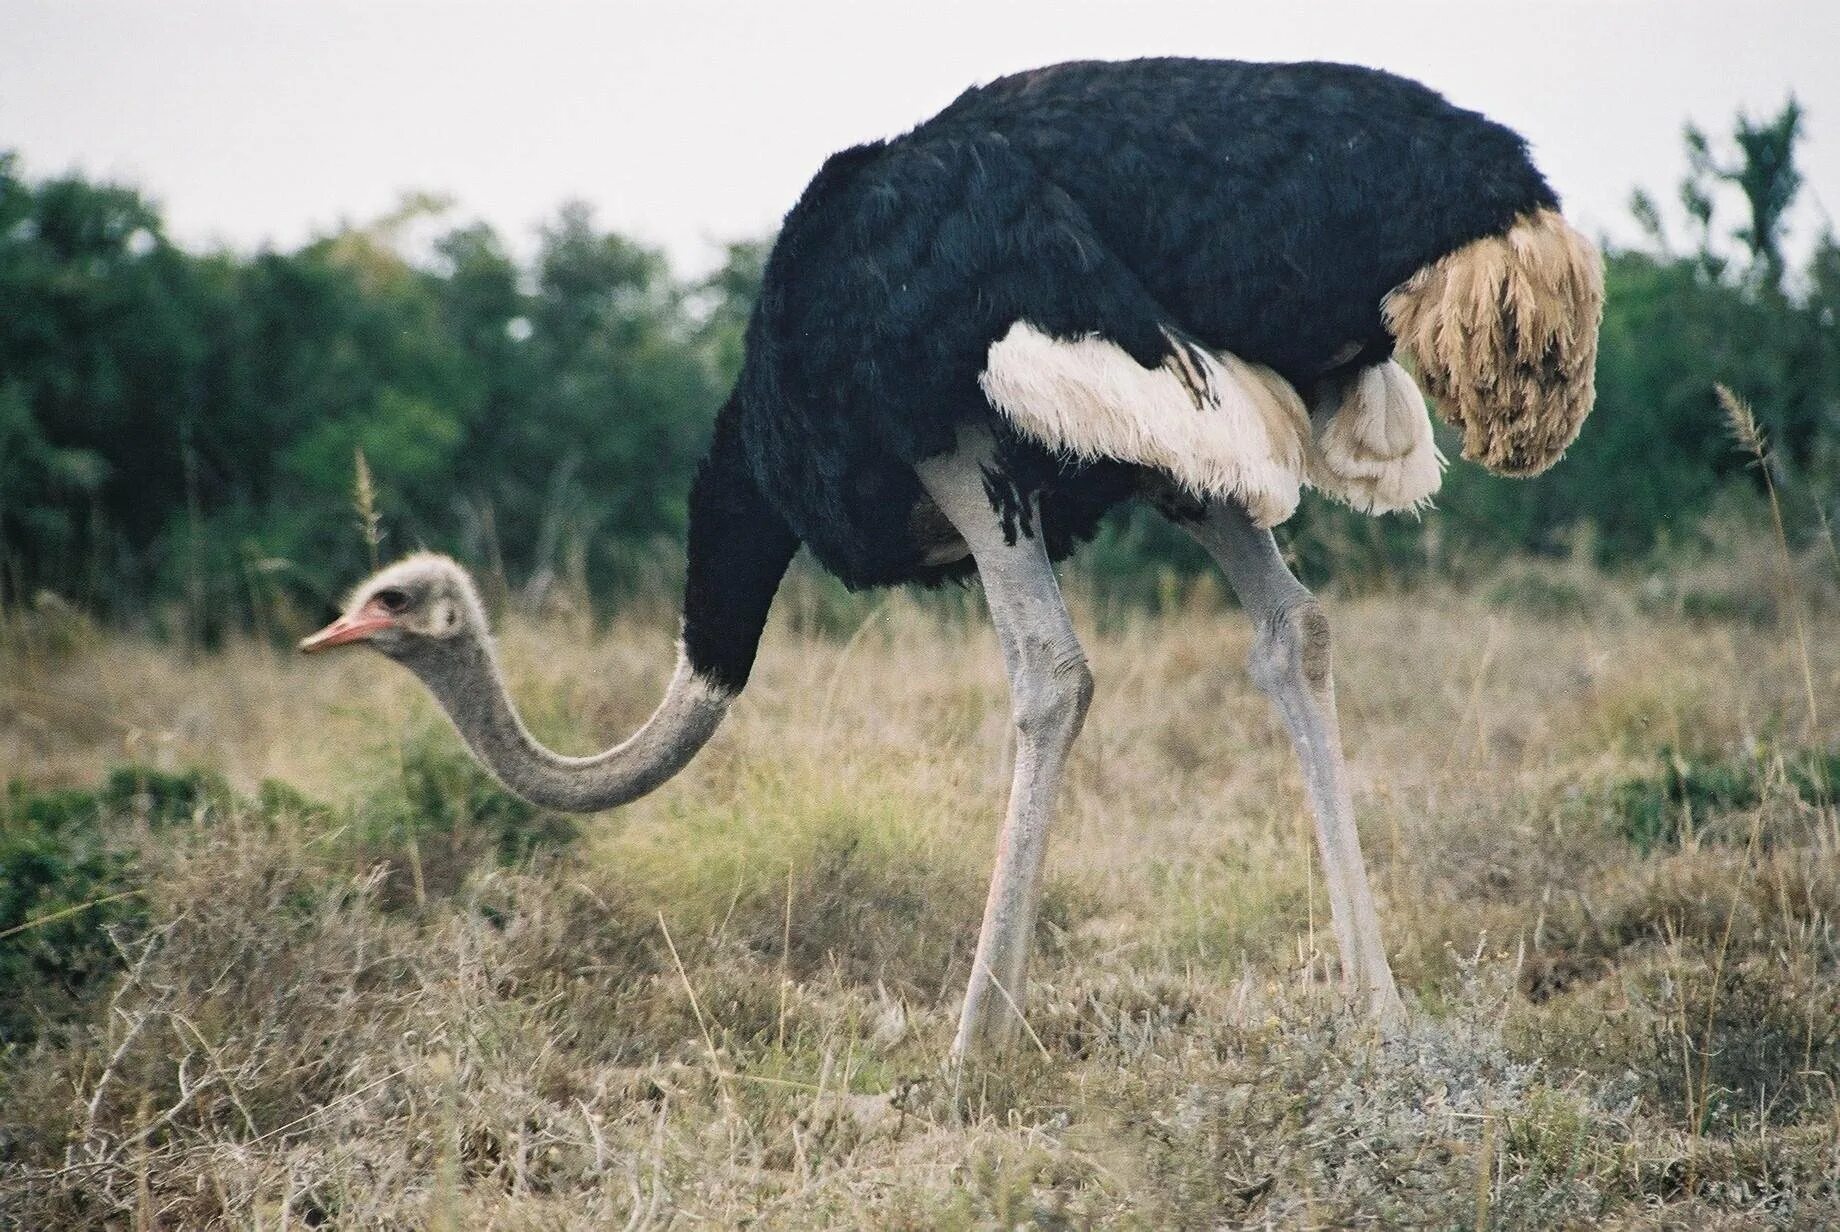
[4,1,1835,273]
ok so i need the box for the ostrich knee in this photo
[1248,596,1334,702]
[1011,644,1094,744]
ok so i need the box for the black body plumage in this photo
[681,57,1561,689]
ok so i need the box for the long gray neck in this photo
[409,629,732,813]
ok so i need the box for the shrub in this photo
[340,726,577,909]
[0,772,207,1043]
[1612,747,1839,850]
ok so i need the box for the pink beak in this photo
[299,601,397,653]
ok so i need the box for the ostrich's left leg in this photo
[1177,498,1404,1024]
[917,439,1093,1061]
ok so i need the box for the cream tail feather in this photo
[1307,360,1446,515]
[980,322,1443,526]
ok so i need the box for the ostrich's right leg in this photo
[1175,498,1404,1026]
[916,438,1093,1062]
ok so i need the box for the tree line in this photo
[1,102,1833,635]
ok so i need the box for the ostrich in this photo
[301,58,1602,1059]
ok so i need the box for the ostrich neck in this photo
[414,632,732,813]
[403,395,796,812]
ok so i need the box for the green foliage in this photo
[7,766,232,831]
[0,162,740,627]
[0,819,137,1043]
[384,727,578,865]
[0,756,576,1042]
[1730,106,1804,289]
[1612,747,1840,850]
[0,767,230,1043]
[2,100,1837,618]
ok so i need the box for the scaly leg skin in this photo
[917,433,1093,1063]
[1179,499,1405,1028]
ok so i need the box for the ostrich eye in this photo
[373,587,411,614]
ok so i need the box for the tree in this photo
[1671,100,1805,294]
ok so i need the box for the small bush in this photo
[0,772,216,1043]
[6,765,232,832]
[1611,747,1838,850]
[1650,957,1840,1130]
[392,727,577,863]
[343,727,578,907]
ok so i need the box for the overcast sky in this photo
[4,1,1835,273]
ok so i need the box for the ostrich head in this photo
[299,553,483,660]
[298,551,732,814]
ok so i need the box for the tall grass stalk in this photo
[1716,385,1819,736]
[353,448,383,573]
[659,910,738,1116]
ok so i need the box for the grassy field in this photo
[3,556,1839,1228]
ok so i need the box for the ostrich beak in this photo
[299,603,397,653]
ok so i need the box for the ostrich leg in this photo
[917,438,1094,1061]
[1179,499,1404,1024]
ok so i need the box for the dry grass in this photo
[3,563,1839,1228]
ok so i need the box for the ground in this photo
[2,556,1838,1229]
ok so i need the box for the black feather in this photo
[680,57,1559,679]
